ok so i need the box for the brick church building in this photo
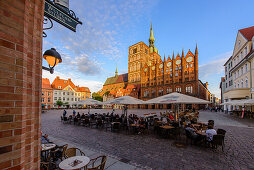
[99,22,211,109]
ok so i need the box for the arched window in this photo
[241,79,243,88]
[245,77,248,88]
[237,81,239,88]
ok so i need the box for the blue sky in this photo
[42,0,254,98]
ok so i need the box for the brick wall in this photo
[0,0,44,169]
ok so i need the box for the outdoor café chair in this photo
[50,144,68,161]
[217,129,226,136]
[40,154,56,170]
[185,129,194,145]
[111,122,121,132]
[87,155,107,170]
[211,134,225,151]
[65,147,85,158]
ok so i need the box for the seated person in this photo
[81,113,85,119]
[185,124,204,144]
[138,118,146,134]
[76,112,81,118]
[205,125,217,142]
[168,114,174,121]
[41,132,51,144]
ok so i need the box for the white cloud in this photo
[42,70,103,93]
[199,51,231,79]
[199,51,232,99]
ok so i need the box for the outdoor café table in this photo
[197,121,208,125]
[159,125,174,138]
[196,131,206,136]
[59,156,90,170]
[159,125,175,129]
[130,124,140,134]
[192,124,201,129]
[41,143,56,161]
[157,121,166,124]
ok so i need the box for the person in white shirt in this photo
[206,125,217,141]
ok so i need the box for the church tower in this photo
[149,21,158,54]
[115,65,118,77]
[194,43,198,81]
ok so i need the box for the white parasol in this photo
[145,92,210,104]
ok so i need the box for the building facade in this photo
[51,76,91,108]
[99,23,211,108]
[42,78,53,109]
[223,26,254,112]
[220,77,226,106]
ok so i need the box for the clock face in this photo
[187,56,193,62]
[167,62,171,67]
[176,60,181,65]
[159,64,163,69]
[144,68,147,72]
[152,66,155,70]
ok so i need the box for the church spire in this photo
[115,65,118,76]
[195,43,198,55]
[149,20,155,47]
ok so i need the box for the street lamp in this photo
[42,48,62,74]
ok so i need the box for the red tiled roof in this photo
[51,77,76,90]
[239,26,254,41]
[77,86,91,93]
[42,78,52,89]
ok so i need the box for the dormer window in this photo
[64,81,67,83]
[58,86,61,89]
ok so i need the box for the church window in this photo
[237,81,239,88]
[175,73,178,77]
[179,67,181,70]
[175,67,178,70]
[145,49,148,54]
[241,79,243,88]
[191,64,193,67]
[170,68,172,71]
[245,77,248,88]
[133,48,137,54]
[187,65,189,68]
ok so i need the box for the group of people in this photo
[185,121,217,145]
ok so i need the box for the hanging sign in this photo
[44,0,82,32]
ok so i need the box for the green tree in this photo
[56,100,63,107]
[92,92,103,101]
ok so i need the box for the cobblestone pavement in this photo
[41,109,254,170]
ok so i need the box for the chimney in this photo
[205,82,208,88]
[68,78,71,82]
[56,76,60,80]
